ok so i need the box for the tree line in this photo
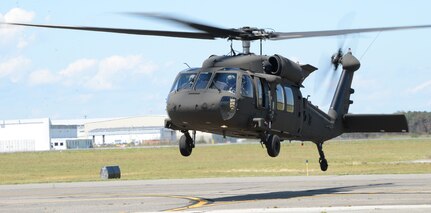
[403,111,431,135]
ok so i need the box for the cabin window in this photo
[241,75,254,98]
[284,86,294,112]
[194,72,213,90]
[256,78,263,107]
[276,84,285,111]
[258,78,271,109]
[170,73,196,92]
[210,73,237,94]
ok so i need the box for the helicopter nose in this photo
[166,92,237,128]
[219,96,237,120]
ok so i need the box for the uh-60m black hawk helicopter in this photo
[4,13,430,171]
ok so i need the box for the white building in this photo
[84,116,177,145]
[0,117,105,152]
[83,115,220,145]
[0,115,219,152]
[0,118,51,152]
[50,118,100,150]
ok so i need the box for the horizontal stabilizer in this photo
[343,114,409,133]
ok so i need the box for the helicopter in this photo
[3,13,429,171]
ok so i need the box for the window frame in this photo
[240,74,254,98]
[209,71,238,94]
[255,77,264,108]
[170,72,197,92]
[284,86,295,113]
[194,72,213,90]
[276,84,285,111]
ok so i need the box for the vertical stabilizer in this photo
[328,52,360,121]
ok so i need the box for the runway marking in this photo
[0,193,207,206]
[2,189,430,211]
[1,192,213,212]
[164,195,211,212]
[172,189,431,211]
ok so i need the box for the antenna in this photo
[229,40,236,56]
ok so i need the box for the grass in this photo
[0,138,430,184]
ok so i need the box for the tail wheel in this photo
[266,135,281,157]
[179,135,193,157]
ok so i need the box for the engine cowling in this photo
[265,54,304,84]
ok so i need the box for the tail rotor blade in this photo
[321,68,339,106]
[314,52,332,94]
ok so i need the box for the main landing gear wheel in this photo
[319,158,328,171]
[316,142,328,171]
[265,135,280,157]
[179,131,194,157]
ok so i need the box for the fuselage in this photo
[165,54,337,142]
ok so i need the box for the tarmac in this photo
[1,174,430,212]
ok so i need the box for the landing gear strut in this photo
[263,134,280,157]
[316,142,328,171]
[179,130,195,157]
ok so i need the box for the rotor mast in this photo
[242,40,251,54]
[236,26,268,55]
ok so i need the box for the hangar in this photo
[0,118,94,152]
[0,115,183,152]
[0,118,51,152]
[84,116,177,145]
[0,115,220,153]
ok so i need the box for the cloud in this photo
[27,55,159,90]
[28,69,60,85]
[1,8,35,47]
[16,34,35,49]
[59,58,97,77]
[3,8,35,23]
[0,56,31,82]
[86,55,158,90]
[407,80,431,94]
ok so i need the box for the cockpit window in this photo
[210,73,237,94]
[194,72,213,90]
[241,74,253,98]
[170,73,196,92]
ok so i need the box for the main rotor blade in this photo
[270,24,431,40]
[126,12,241,38]
[1,22,216,39]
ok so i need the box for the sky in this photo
[1,0,431,120]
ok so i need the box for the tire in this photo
[266,135,280,157]
[319,158,328,171]
[179,135,192,157]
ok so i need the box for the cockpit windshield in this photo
[194,72,213,90]
[170,72,196,92]
[210,73,237,93]
[171,71,238,93]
